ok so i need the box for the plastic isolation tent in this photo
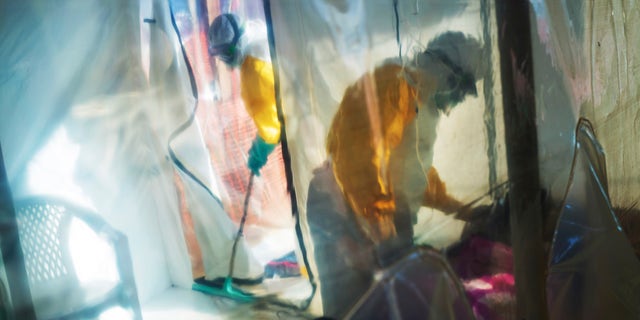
[1,0,639,319]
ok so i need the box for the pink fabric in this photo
[450,236,516,319]
[463,273,516,320]
[452,236,513,280]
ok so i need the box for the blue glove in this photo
[247,136,277,176]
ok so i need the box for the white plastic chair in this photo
[14,197,141,320]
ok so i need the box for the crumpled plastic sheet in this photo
[346,246,474,320]
[546,119,640,319]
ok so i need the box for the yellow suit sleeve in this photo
[240,56,281,144]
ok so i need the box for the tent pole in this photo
[495,1,548,319]
[480,0,500,199]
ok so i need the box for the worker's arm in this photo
[422,166,465,213]
[240,56,280,144]
[240,56,280,175]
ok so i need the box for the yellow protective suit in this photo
[239,55,280,144]
[327,63,463,241]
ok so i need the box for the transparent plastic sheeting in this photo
[529,0,640,212]
[530,0,640,213]
[267,0,504,317]
[546,120,640,319]
[530,2,640,317]
[169,0,314,307]
[346,247,473,320]
[1,0,200,305]
[585,0,640,208]
[530,1,640,318]
[529,0,585,207]
[1,0,306,311]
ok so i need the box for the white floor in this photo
[141,277,314,320]
[142,287,236,320]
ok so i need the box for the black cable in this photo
[263,0,318,312]
[228,174,254,278]
[166,0,224,210]
[167,0,260,299]
[393,0,402,61]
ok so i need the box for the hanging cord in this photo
[228,173,255,278]
[166,1,226,210]
[454,180,509,221]
[167,2,257,297]
[258,0,319,312]
[393,0,402,62]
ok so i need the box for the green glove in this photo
[247,136,277,176]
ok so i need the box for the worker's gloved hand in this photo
[247,136,277,176]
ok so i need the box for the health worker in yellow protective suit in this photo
[329,31,482,243]
[208,13,280,176]
[307,31,483,317]
[191,14,278,289]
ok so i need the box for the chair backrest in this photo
[16,201,75,292]
[14,197,141,320]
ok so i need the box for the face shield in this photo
[208,13,244,66]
